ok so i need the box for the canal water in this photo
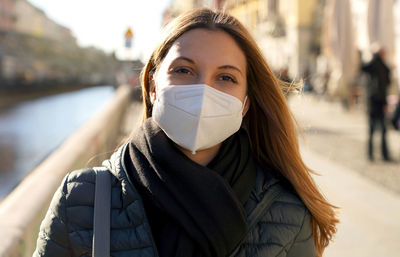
[0,86,115,200]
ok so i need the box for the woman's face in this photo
[151,28,248,107]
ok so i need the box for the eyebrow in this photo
[218,65,243,75]
[173,56,195,64]
[172,56,244,76]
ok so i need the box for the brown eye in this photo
[220,75,237,83]
[174,67,192,74]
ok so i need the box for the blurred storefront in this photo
[392,0,400,92]
[163,0,322,84]
[229,0,319,81]
[322,0,358,99]
[163,0,222,24]
[163,0,399,104]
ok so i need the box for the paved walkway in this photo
[289,94,400,193]
[290,94,400,256]
[302,148,400,256]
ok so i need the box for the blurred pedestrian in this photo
[392,98,400,130]
[34,9,337,257]
[302,68,314,93]
[362,46,391,161]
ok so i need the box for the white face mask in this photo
[152,84,247,154]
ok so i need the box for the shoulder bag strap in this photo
[228,183,283,257]
[92,167,112,257]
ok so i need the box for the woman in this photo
[34,8,338,257]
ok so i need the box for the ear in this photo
[149,72,156,104]
[242,96,250,117]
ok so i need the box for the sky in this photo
[28,0,172,61]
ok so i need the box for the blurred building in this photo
[163,0,321,80]
[0,0,119,90]
[0,0,16,32]
[162,0,399,101]
[322,0,398,101]
[163,0,223,24]
[321,0,358,99]
[0,0,17,81]
[227,0,321,79]
[395,0,400,91]
[13,0,76,44]
[224,0,260,36]
[115,59,144,87]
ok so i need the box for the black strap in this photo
[92,167,112,257]
[228,183,283,257]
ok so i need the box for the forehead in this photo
[163,28,246,69]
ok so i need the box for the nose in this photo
[197,73,214,88]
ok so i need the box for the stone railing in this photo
[0,85,135,257]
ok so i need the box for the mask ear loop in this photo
[241,96,248,112]
[150,71,158,105]
[151,83,161,105]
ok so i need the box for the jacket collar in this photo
[102,143,139,207]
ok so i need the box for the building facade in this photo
[395,0,400,90]
[162,0,399,96]
[163,0,222,24]
[164,0,319,79]
[225,0,260,36]
[0,0,16,32]
[13,0,76,44]
[0,0,120,89]
[225,0,319,79]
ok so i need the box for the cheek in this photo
[226,83,247,102]
[153,68,170,91]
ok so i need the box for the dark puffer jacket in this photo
[33,143,316,257]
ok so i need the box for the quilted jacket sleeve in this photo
[286,209,316,257]
[33,174,72,257]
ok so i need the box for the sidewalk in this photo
[302,148,400,256]
[289,94,400,256]
[289,94,400,194]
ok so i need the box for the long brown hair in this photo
[140,8,338,256]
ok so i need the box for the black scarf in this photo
[126,119,257,257]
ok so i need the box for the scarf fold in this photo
[127,119,257,257]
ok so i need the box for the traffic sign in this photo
[124,28,133,48]
[125,28,133,39]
